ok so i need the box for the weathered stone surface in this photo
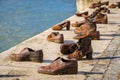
[0,0,120,80]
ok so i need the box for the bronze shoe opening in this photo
[47,32,64,43]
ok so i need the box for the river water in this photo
[0,0,76,52]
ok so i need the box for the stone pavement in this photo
[0,0,120,80]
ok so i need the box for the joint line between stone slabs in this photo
[101,29,120,80]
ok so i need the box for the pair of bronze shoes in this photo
[73,18,100,40]
[47,32,64,43]
[10,47,43,62]
[60,38,93,60]
[38,38,92,75]
[89,1,109,9]
[52,20,70,30]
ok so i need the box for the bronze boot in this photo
[68,38,93,60]
[47,32,64,43]
[10,47,34,61]
[29,50,43,62]
[94,13,108,24]
[38,57,78,75]
[52,20,70,30]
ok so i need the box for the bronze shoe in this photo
[94,13,108,24]
[68,38,93,60]
[101,1,109,6]
[10,48,43,62]
[38,57,78,75]
[47,32,64,43]
[89,1,101,9]
[52,20,70,30]
[75,11,88,17]
[74,18,97,34]
[108,4,117,8]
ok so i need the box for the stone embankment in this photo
[0,0,120,80]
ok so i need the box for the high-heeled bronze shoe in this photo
[52,20,70,30]
[68,38,93,60]
[47,32,64,43]
[38,57,78,75]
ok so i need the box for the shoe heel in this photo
[65,21,70,30]
[66,26,70,30]
[86,52,93,60]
